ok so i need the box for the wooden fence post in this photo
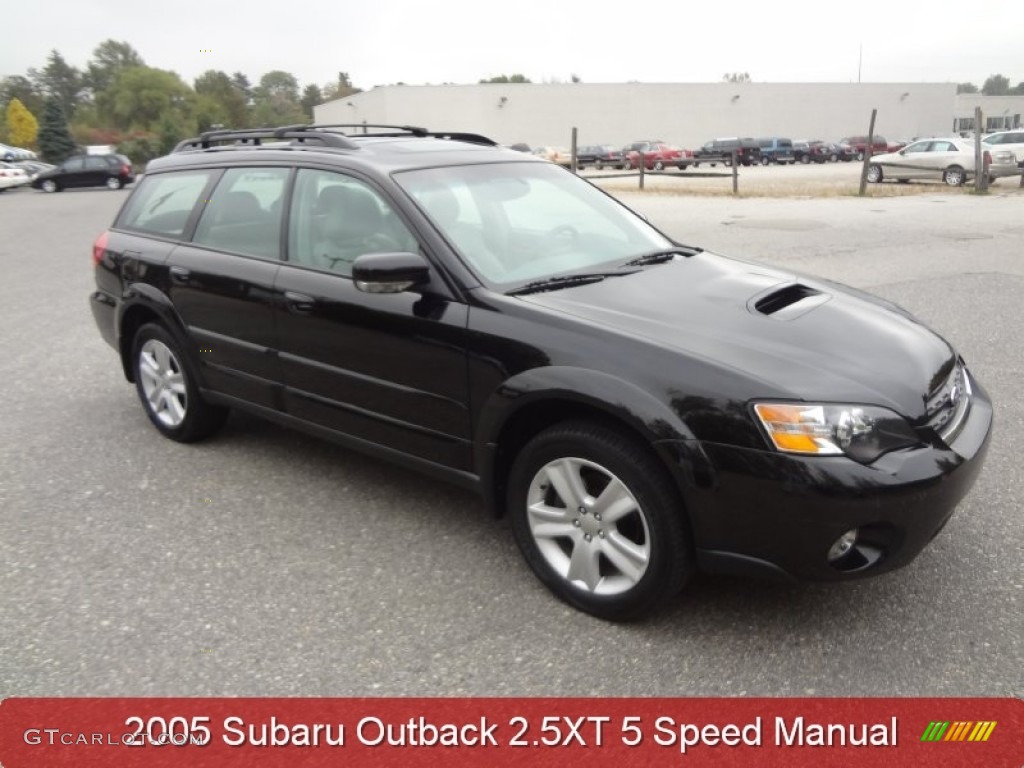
[858,108,877,196]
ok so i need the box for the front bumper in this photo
[662,378,993,582]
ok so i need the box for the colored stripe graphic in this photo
[921,720,996,742]
[921,721,949,741]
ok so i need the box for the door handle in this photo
[284,291,315,314]
[170,266,191,284]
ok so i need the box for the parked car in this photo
[90,124,992,620]
[622,141,690,170]
[31,153,135,192]
[0,162,31,192]
[793,140,831,164]
[532,146,572,168]
[841,135,903,161]
[866,138,1016,186]
[506,143,532,153]
[577,144,625,170]
[982,130,1024,165]
[756,137,795,165]
[0,143,37,161]
[693,138,761,166]
[12,160,55,179]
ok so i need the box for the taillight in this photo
[92,231,109,267]
[121,164,131,176]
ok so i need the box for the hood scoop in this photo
[751,282,830,320]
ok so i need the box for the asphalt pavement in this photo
[1,182,1020,698]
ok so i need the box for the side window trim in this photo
[181,169,226,242]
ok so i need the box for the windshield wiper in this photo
[623,246,701,267]
[507,270,635,296]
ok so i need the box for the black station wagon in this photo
[90,125,992,619]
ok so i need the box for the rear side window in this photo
[192,168,289,260]
[117,170,215,238]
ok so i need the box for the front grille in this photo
[925,362,971,442]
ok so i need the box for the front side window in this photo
[63,157,85,172]
[117,170,215,238]
[288,169,418,276]
[85,156,109,170]
[903,141,930,154]
[396,161,672,287]
[192,167,289,260]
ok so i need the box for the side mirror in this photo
[352,251,430,294]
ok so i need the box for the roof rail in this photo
[309,124,498,146]
[172,124,499,154]
[172,125,360,153]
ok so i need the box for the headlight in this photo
[752,402,919,463]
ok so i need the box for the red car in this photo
[622,140,692,170]
[840,135,905,161]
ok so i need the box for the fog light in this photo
[828,529,858,562]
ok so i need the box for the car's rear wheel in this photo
[106,177,122,190]
[866,164,883,183]
[41,179,59,193]
[507,421,691,620]
[132,323,228,442]
[800,155,810,164]
[653,160,664,171]
[857,151,865,161]
[761,156,770,166]
[943,166,966,186]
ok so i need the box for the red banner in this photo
[0,697,1020,767]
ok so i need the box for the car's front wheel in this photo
[40,179,59,193]
[131,323,228,442]
[943,166,966,186]
[867,164,883,183]
[507,421,691,620]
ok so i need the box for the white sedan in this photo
[0,162,30,192]
[866,138,1017,186]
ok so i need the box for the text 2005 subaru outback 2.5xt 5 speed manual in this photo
[89,124,992,619]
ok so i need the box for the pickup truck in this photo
[840,135,905,160]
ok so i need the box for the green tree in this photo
[86,40,145,95]
[723,72,751,83]
[231,72,252,98]
[956,82,978,94]
[195,70,248,127]
[1,75,45,118]
[479,74,531,83]
[256,70,300,102]
[6,98,39,147]
[100,66,196,135]
[29,50,84,119]
[322,71,360,101]
[37,98,77,162]
[301,84,323,119]
[982,74,1010,95]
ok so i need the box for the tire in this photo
[507,421,691,620]
[866,164,883,183]
[856,151,865,161]
[41,179,59,193]
[105,177,122,190]
[594,162,603,170]
[943,166,965,187]
[653,160,664,171]
[800,155,810,164]
[131,323,228,443]
[830,153,838,163]
[761,156,770,166]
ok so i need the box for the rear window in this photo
[117,170,216,238]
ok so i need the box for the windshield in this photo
[394,162,672,288]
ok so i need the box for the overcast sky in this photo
[3,0,1021,91]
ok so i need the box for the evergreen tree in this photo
[37,98,77,162]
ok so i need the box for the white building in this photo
[315,82,980,148]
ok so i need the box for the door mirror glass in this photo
[352,251,430,294]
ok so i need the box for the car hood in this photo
[517,253,955,419]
